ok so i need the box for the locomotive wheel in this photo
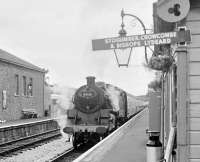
[103,131,109,138]
[90,133,100,144]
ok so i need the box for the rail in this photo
[0,128,60,147]
[163,127,176,162]
[0,129,61,156]
[48,147,74,162]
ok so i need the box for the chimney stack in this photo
[86,76,95,87]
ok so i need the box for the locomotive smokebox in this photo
[86,76,96,87]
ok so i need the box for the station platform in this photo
[0,116,59,144]
[74,108,148,162]
[0,116,53,129]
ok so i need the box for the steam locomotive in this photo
[63,76,128,148]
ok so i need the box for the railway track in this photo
[49,141,96,162]
[49,147,75,162]
[0,128,61,156]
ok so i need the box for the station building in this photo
[0,49,46,121]
[154,0,200,161]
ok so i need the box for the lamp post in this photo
[114,9,149,67]
[121,9,147,35]
[118,9,163,162]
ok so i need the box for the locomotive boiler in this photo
[63,76,128,148]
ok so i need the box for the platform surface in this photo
[74,108,148,162]
[101,109,148,162]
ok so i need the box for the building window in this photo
[15,74,19,95]
[2,90,7,109]
[23,76,27,96]
[28,77,33,96]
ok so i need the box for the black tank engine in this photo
[63,76,128,148]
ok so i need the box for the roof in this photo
[0,49,45,73]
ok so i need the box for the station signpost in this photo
[92,29,191,51]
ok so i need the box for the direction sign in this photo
[92,30,191,51]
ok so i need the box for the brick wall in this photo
[0,61,44,121]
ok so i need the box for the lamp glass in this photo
[114,47,133,67]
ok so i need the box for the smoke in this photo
[105,85,121,111]
[51,85,76,138]
[55,108,68,138]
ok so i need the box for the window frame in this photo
[22,76,27,96]
[28,77,33,97]
[15,74,19,96]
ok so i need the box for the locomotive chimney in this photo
[86,76,95,87]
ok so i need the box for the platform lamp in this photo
[114,11,133,67]
[114,9,149,67]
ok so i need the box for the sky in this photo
[0,0,156,95]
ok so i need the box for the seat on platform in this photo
[21,109,38,119]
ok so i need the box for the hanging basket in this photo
[148,55,174,72]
